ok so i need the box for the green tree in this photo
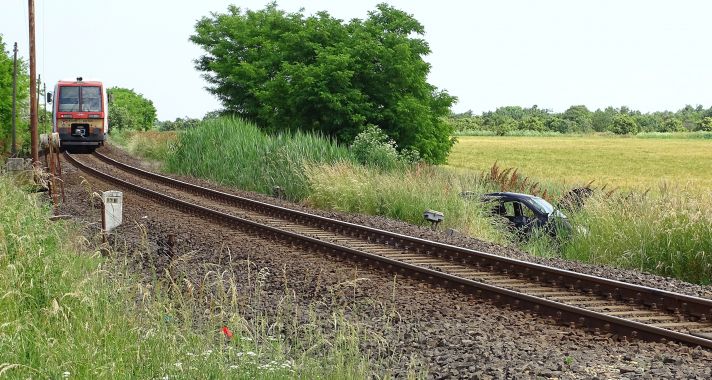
[107,87,157,131]
[562,105,592,132]
[660,116,684,132]
[698,117,712,132]
[520,115,545,131]
[611,114,639,135]
[547,116,573,133]
[676,104,704,131]
[0,35,30,153]
[591,108,615,132]
[156,117,200,131]
[191,3,456,163]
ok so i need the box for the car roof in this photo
[483,192,538,200]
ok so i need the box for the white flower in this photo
[62,372,70,378]
[174,362,182,369]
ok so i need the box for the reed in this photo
[165,117,353,201]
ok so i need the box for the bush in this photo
[612,114,639,135]
[350,125,419,170]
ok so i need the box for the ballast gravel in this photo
[51,146,712,378]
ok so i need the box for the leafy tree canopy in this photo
[191,2,456,163]
[107,87,157,131]
[611,114,639,135]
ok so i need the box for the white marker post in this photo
[102,191,123,232]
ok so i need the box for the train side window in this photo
[59,87,79,112]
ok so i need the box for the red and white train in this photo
[49,77,108,152]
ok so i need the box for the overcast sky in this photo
[2,0,711,120]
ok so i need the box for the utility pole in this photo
[29,0,39,164]
[43,82,47,134]
[37,73,41,133]
[11,42,18,156]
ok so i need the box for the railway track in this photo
[65,151,712,349]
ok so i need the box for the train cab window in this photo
[81,86,102,112]
[59,87,80,112]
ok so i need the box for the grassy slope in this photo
[448,135,712,191]
[0,176,369,378]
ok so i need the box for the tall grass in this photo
[305,162,509,243]
[109,129,178,162]
[0,176,372,378]
[165,117,354,200]
[557,188,712,284]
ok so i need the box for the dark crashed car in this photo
[481,192,572,238]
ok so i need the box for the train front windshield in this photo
[58,86,102,112]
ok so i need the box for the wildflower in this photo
[222,326,233,339]
[174,362,182,370]
[62,372,70,378]
[237,351,257,358]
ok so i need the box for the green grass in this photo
[447,135,712,191]
[453,129,573,137]
[555,187,712,284]
[304,162,508,243]
[109,129,178,162]
[165,117,354,201]
[0,175,372,378]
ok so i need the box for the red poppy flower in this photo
[222,326,233,339]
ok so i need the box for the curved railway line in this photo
[64,151,712,349]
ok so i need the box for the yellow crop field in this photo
[447,136,712,191]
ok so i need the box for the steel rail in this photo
[92,151,712,320]
[70,152,712,348]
